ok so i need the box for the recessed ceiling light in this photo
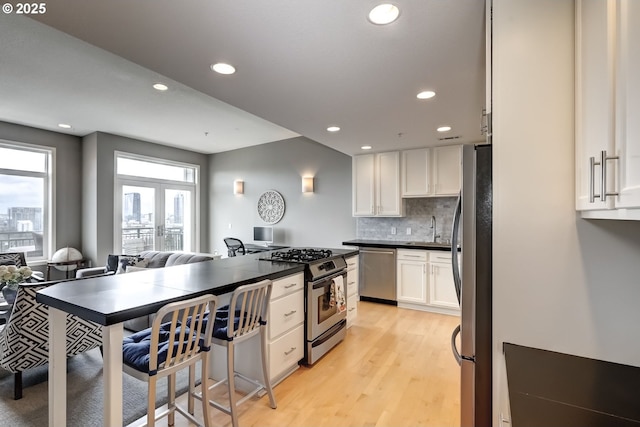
[327,126,341,132]
[368,4,400,25]
[437,126,452,132]
[153,83,168,91]
[57,123,72,129]
[361,145,372,150]
[417,91,436,100]
[211,63,236,75]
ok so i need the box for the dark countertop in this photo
[342,239,457,252]
[36,247,359,326]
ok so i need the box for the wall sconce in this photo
[233,179,244,195]
[302,176,314,193]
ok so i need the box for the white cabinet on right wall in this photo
[401,145,461,198]
[576,0,640,219]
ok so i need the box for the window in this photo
[115,153,198,254]
[0,141,53,262]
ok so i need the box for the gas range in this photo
[259,248,347,281]
[260,247,349,364]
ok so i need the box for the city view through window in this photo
[0,145,49,259]
[117,155,196,254]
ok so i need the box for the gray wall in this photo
[356,197,457,243]
[493,1,640,423]
[209,136,356,254]
[82,132,210,265]
[0,121,82,272]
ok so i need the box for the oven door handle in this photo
[311,271,346,289]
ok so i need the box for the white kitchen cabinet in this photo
[228,272,305,386]
[401,145,461,198]
[353,151,403,216]
[432,145,462,196]
[576,0,640,219]
[345,255,359,328]
[396,249,428,304]
[396,249,460,316]
[401,148,431,196]
[428,252,460,310]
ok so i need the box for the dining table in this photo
[36,253,304,426]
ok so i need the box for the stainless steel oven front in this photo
[304,270,347,364]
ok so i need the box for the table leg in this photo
[103,323,124,426]
[48,307,67,426]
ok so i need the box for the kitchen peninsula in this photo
[36,249,356,426]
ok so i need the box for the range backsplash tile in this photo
[356,197,457,243]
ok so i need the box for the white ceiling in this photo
[1,1,486,156]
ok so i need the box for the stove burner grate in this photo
[268,248,333,262]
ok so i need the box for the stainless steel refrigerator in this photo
[451,144,492,427]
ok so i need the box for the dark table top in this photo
[342,239,457,251]
[36,247,358,327]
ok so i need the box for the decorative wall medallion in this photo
[257,190,285,224]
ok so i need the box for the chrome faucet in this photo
[430,216,440,242]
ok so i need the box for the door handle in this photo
[451,193,462,305]
[451,325,462,366]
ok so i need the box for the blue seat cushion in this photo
[187,305,247,341]
[212,305,245,340]
[122,322,194,374]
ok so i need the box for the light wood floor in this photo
[170,301,461,427]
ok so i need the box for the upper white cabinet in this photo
[432,145,462,196]
[401,145,461,198]
[353,151,403,216]
[576,0,640,219]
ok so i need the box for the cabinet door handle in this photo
[589,156,597,203]
[348,307,356,312]
[348,281,356,286]
[284,310,297,317]
[406,255,422,258]
[600,150,619,202]
[284,347,297,356]
[284,283,297,289]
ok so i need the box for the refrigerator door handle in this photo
[451,192,462,305]
[451,324,462,366]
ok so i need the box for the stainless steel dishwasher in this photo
[359,247,397,304]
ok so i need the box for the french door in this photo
[117,182,195,254]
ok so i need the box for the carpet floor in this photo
[0,347,191,426]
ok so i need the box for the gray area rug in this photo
[0,347,192,426]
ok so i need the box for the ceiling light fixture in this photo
[327,126,340,132]
[368,4,400,25]
[361,145,372,150]
[57,123,72,129]
[153,83,168,91]
[437,126,452,132]
[211,63,236,75]
[417,90,436,99]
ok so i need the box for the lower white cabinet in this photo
[396,249,460,316]
[345,255,359,327]
[397,250,428,304]
[211,272,305,387]
[428,252,460,310]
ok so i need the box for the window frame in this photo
[113,151,200,254]
[0,139,55,264]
